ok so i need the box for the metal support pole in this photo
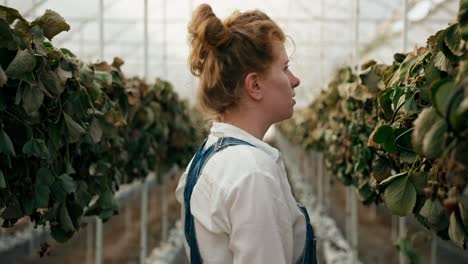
[95,217,103,264]
[318,153,323,207]
[399,217,407,264]
[140,178,149,264]
[99,0,104,60]
[350,1,360,263]
[162,0,167,77]
[86,219,93,264]
[320,0,325,90]
[28,221,34,257]
[162,172,169,243]
[400,2,408,263]
[144,0,149,82]
[431,231,437,264]
[125,204,132,233]
[402,0,409,52]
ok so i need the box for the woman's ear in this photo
[244,72,263,101]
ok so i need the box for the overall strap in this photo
[184,137,256,264]
[297,204,318,264]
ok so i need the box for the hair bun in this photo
[189,4,232,50]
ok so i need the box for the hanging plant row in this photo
[0,6,204,243]
[279,0,468,249]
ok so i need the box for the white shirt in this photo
[175,122,307,264]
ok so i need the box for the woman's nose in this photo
[290,72,300,88]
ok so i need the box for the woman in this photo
[175,4,317,264]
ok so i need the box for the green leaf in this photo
[31,24,45,45]
[448,212,466,248]
[36,167,55,186]
[94,70,112,87]
[39,69,63,97]
[59,203,75,232]
[412,107,440,155]
[75,181,92,207]
[0,64,7,87]
[383,174,416,216]
[432,79,456,117]
[0,169,6,188]
[2,197,23,219]
[50,181,67,203]
[5,49,36,78]
[31,9,70,40]
[432,51,451,72]
[0,129,16,157]
[13,19,31,49]
[50,225,73,243]
[420,199,447,228]
[422,119,447,160]
[373,125,397,153]
[89,118,103,144]
[403,93,418,114]
[0,5,24,24]
[445,24,464,57]
[22,83,44,114]
[59,174,76,194]
[409,171,427,195]
[451,95,468,132]
[33,184,50,208]
[63,112,86,143]
[380,171,408,186]
[0,18,14,48]
[22,138,50,159]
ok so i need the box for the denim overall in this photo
[184,137,317,264]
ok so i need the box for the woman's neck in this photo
[221,110,270,141]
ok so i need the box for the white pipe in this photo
[320,0,325,89]
[350,1,360,263]
[162,172,169,243]
[431,230,437,264]
[399,2,408,263]
[95,217,103,264]
[399,217,407,264]
[140,179,149,264]
[86,220,93,264]
[162,0,167,77]
[403,0,409,51]
[144,0,149,82]
[99,0,104,60]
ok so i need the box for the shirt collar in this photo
[210,122,280,162]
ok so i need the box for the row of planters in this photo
[0,6,205,243]
[279,0,468,249]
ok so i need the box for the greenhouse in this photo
[0,0,467,263]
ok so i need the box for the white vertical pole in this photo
[95,217,103,264]
[162,172,169,243]
[400,2,408,264]
[162,0,167,77]
[431,231,437,264]
[320,0,325,91]
[86,219,93,264]
[80,31,85,59]
[402,0,409,52]
[350,0,360,262]
[29,222,34,257]
[399,217,407,264]
[96,2,104,263]
[140,178,149,264]
[318,153,323,207]
[4,1,7,7]
[144,0,149,82]
[99,0,104,60]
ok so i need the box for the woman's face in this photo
[259,41,300,124]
